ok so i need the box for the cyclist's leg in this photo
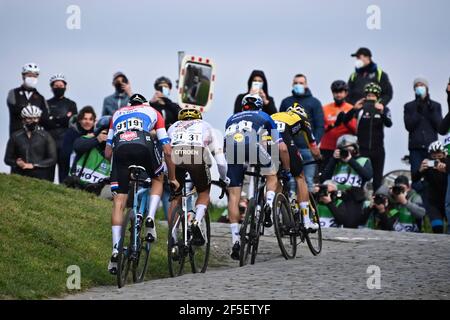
[189,164,212,224]
[227,163,245,246]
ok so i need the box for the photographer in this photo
[412,141,448,233]
[371,175,425,232]
[65,116,112,197]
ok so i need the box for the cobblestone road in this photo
[66,223,450,300]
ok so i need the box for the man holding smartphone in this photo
[102,72,132,116]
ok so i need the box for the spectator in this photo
[7,63,49,136]
[405,77,443,194]
[316,180,372,229]
[371,175,425,232]
[347,47,393,108]
[320,80,357,168]
[65,116,112,198]
[61,106,96,182]
[438,81,450,233]
[47,74,78,183]
[4,105,56,181]
[280,73,324,191]
[102,72,132,116]
[344,82,392,192]
[149,76,181,219]
[233,70,277,115]
[412,141,448,233]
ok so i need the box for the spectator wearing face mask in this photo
[347,47,393,109]
[46,74,78,183]
[280,73,324,191]
[320,80,357,168]
[7,63,50,136]
[102,72,132,116]
[438,81,450,233]
[4,105,56,181]
[233,70,277,115]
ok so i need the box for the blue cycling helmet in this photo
[241,93,263,111]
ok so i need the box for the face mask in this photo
[52,87,66,98]
[24,77,38,89]
[251,81,263,90]
[25,122,37,131]
[334,98,345,106]
[293,84,305,96]
[115,83,124,93]
[355,59,365,69]
[415,86,427,98]
[162,86,170,97]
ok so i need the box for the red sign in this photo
[119,131,137,141]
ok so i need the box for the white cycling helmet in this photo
[21,105,42,119]
[428,140,446,154]
[49,73,66,85]
[22,63,40,75]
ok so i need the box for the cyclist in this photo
[224,93,291,260]
[105,93,178,274]
[167,108,229,245]
[271,102,322,230]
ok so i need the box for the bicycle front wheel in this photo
[305,193,322,255]
[168,206,187,277]
[273,193,297,259]
[239,199,256,267]
[117,209,133,288]
[190,210,211,273]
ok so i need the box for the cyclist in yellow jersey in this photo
[271,103,322,230]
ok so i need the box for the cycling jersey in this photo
[271,111,317,150]
[106,103,170,147]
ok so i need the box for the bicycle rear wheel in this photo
[190,210,211,273]
[273,193,297,259]
[168,206,187,277]
[305,193,322,255]
[132,212,151,283]
[239,199,256,267]
[117,209,133,288]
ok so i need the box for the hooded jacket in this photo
[280,88,324,149]
[102,91,130,116]
[233,70,277,115]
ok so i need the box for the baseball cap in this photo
[351,47,372,58]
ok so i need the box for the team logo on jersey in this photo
[233,133,244,142]
[119,131,138,141]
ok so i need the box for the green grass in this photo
[0,174,221,299]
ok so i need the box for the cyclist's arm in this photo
[105,118,114,160]
[266,115,289,171]
[207,126,228,181]
[154,110,176,181]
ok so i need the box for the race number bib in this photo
[225,120,253,136]
[115,117,144,133]
[274,121,286,133]
[333,173,362,187]
[172,130,203,146]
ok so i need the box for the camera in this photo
[391,185,405,196]
[374,193,388,205]
[427,160,438,168]
[318,184,329,198]
[339,148,349,159]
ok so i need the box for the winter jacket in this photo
[46,96,78,146]
[150,97,181,129]
[320,101,357,150]
[102,91,130,116]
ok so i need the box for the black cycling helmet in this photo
[129,93,147,106]
[331,80,348,92]
[94,116,112,135]
[154,76,172,90]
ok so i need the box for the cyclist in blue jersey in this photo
[224,94,291,260]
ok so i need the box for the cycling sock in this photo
[195,204,207,225]
[230,223,240,244]
[148,195,161,221]
[112,225,122,254]
[300,202,310,222]
[266,191,275,207]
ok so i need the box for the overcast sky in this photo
[1,0,449,176]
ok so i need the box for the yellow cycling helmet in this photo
[178,108,202,121]
[287,102,308,119]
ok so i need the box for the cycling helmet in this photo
[49,73,67,86]
[94,116,112,135]
[287,102,308,119]
[21,105,42,118]
[178,108,202,121]
[129,93,147,106]
[331,80,348,92]
[337,134,359,150]
[364,82,382,98]
[428,140,446,154]
[241,94,263,111]
[22,63,40,75]
[154,76,172,90]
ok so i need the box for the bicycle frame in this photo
[181,181,197,248]
[131,185,149,257]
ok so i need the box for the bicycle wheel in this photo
[250,197,265,265]
[305,193,322,255]
[239,199,256,267]
[273,193,297,259]
[168,206,187,277]
[132,212,151,283]
[190,210,211,273]
[117,209,133,288]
